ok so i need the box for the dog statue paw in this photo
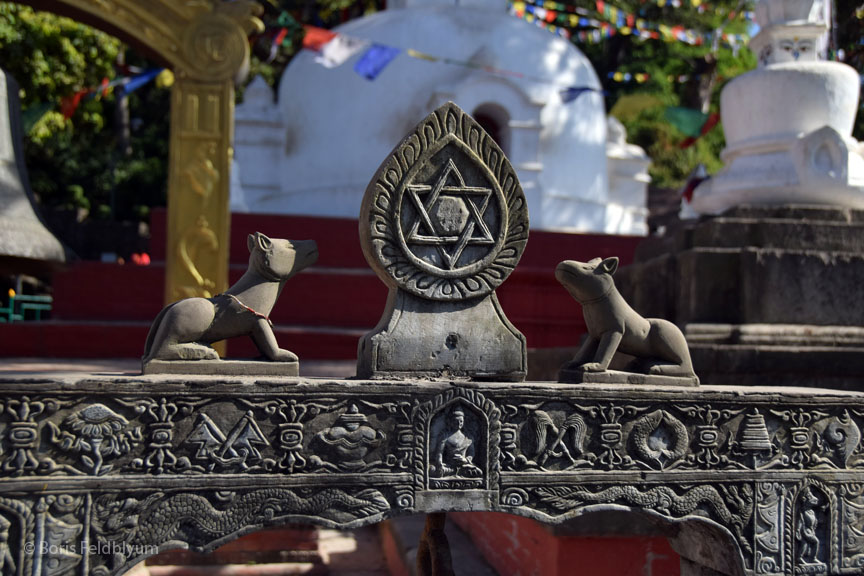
[555,257,698,386]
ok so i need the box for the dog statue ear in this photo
[257,233,273,252]
[248,232,273,253]
[599,257,619,275]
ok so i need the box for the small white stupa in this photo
[232,0,651,234]
[690,0,864,213]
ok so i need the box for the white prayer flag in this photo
[315,35,370,68]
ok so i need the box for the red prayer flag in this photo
[302,26,337,52]
[60,89,88,119]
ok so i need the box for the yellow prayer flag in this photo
[406,49,438,62]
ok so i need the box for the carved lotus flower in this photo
[65,404,129,438]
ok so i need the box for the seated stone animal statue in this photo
[555,257,696,379]
[143,233,318,363]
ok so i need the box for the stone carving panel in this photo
[360,102,528,301]
[0,375,862,575]
[357,102,529,380]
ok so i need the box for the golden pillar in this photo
[166,10,260,306]
[26,1,263,353]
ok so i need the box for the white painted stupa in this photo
[232,0,651,234]
[690,0,864,213]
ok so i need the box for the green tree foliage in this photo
[0,3,169,222]
[563,0,756,188]
[835,0,864,140]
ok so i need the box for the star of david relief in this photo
[404,159,495,270]
[361,101,528,301]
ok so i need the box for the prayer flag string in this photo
[510,0,749,47]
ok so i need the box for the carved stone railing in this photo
[0,374,862,576]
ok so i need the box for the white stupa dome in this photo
[234,0,648,233]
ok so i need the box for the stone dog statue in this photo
[555,257,696,380]
[143,233,318,363]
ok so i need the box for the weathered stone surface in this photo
[686,323,864,347]
[675,248,741,325]
[142,359,299,376]
[0,373,862,576]
[688,343,864,390]
[357,291,526,382]
[740,249,864,326]
[559,368,699,387]
[358,102,528,381]
[617,252,676,321]
[721,203,864,223]
[692,218,864,252]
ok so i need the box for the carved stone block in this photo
[357,102,529,381]
[0,373,862,575]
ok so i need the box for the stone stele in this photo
[358,102,529,381]
[556,257,699,387]
[142,232,318,376]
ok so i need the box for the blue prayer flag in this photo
[120,68,163,96]
[560,86,599,103]
[354,44,401,80]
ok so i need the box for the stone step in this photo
[686,323,864,347]
[690,217,864,252]
[619,247,864,326]
[689,342,864,389]
[631,203,864,262]
[720,204,864,223]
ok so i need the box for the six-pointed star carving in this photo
[405,159,495,270]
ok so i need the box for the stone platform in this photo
[142,359,300,377]
[618,204,864,388]
[0,373,862,575]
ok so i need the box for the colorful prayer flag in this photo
[664,106,710,138]
[267,27,289,63]
[560,86,599,103]
[316,35,370,68]
[60,89,88,119]
[354,44,401,80]
[119,68,163,96]
[302,26,337,51]
[406,49,438,62]
[21,102,52,133]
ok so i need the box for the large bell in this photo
[0,68,65,275]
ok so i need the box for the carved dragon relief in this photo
[0,381,860,575]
